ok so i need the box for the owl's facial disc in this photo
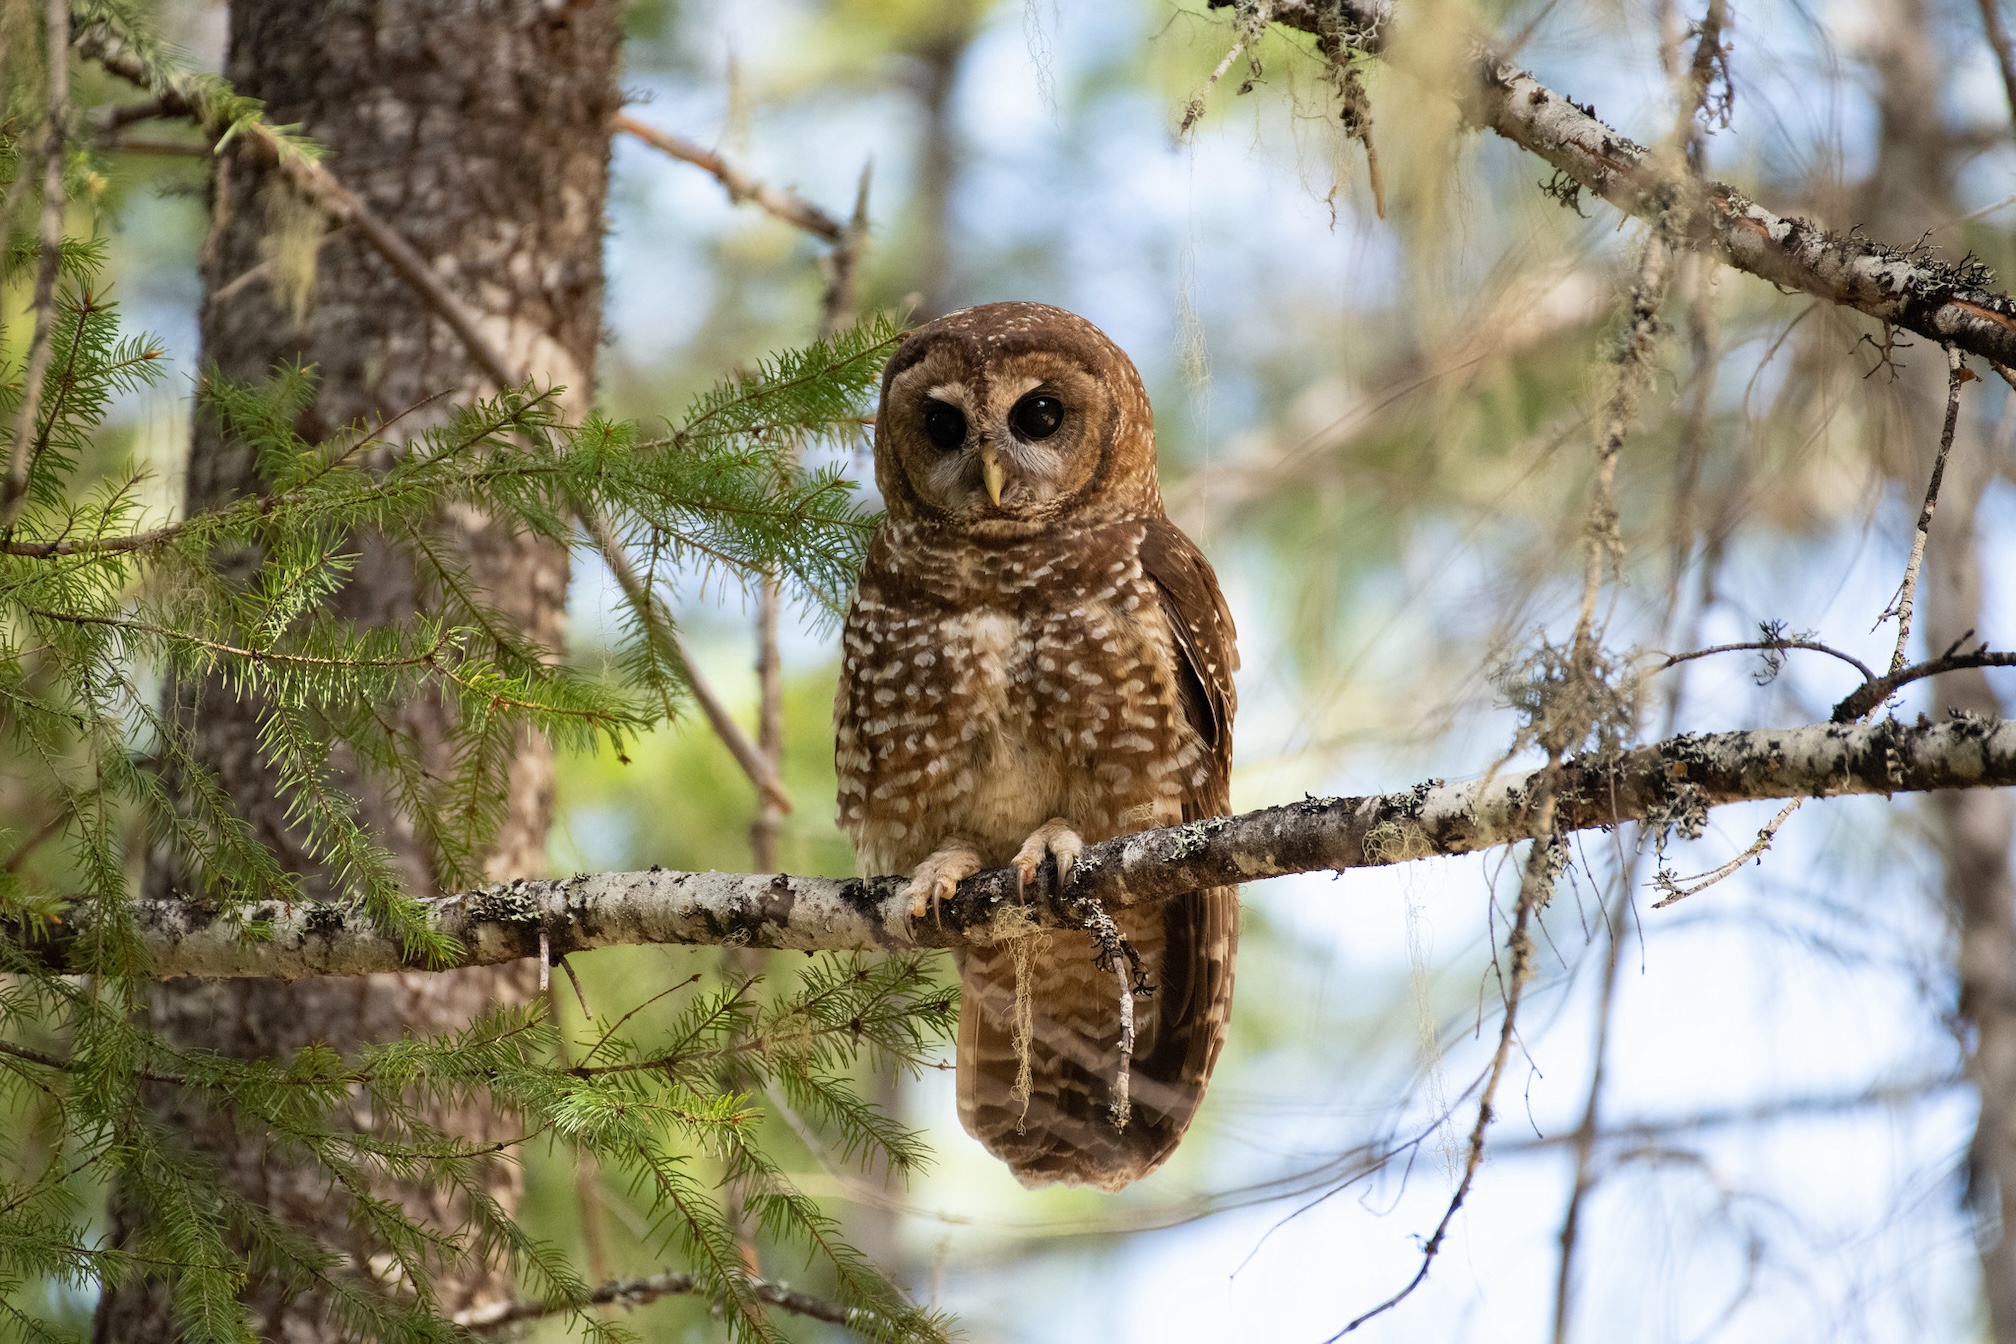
[882,352,1109,522]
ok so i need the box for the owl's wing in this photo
[1138,517,1238,814]
[957,517,1244,1192]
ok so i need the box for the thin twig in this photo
[616,113,845,241]
[1657,638,1877,683]
[1330,810,1560,1338]
[1551,861,1632,1342]
[1829,646,2016,723]
[93,134,205,156]
[3,0,73,534]
[583,511,790,812]
[1180,0,1271,135]
[1651,797,1800,907]
[2,810,67,873]
[749,162,872,866]
[559,954,594,1020]
[1878,346,1967,675]
[1980,0,2016,131]
[453,1269,880,1334]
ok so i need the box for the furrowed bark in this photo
[93,4,619,1339]
[47,716,2016,980]
[1232,0,2016,368]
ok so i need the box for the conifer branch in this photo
[1233,0,2016,368]
[72,34,856,813]
[31,715,2015,980]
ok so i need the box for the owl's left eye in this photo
[1010,394,1064,441]
[922,401,967,450]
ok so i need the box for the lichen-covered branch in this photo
[34,716,2016,980]
[1233,0,2016,368]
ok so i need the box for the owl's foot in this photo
[902,840,984,923]
[1012,818,1086,898]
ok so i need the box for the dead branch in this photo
[453,1269,873,1335]
[16,715,2009,980]
[72,40,812,816]
[1878,346,1968,674]
[1232,0,2016,369]
[616,113,846,242]
[1830,647,2016,723]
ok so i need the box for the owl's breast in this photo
[836,530,1204,873]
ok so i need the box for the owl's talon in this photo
[902,841,983,925]
[1011,818,1086,899]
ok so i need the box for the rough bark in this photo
[1228,0,2016,369]
[94,4,620,1340]
[1859,5,2016,1333]
[1929,450,2016,1342]
[34,716,2013,979]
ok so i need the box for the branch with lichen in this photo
[19,715,2013,980]
[1221,0,2016,368]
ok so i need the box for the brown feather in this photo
[836,303,1240,1189]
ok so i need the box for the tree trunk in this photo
[1926,448,2016,1343]
[1861,2,2016,1334]
[94,3,619,1338]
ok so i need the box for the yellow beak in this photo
[981,447,1006,506]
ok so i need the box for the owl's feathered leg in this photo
[902,839,983,921]
[1011,818,1086,898]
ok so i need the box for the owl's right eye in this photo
[922,401,967,451]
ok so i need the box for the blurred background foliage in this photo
[9,0,2016,1338]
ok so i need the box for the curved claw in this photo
[901,840,983,925]
[1011,818,1086,900]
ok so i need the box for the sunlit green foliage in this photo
[0,85,948,1337]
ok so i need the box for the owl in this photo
[834,302,1239,1190]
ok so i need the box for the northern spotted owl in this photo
[834,302,1239,1190]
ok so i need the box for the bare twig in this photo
[1650,797,1800,906]
[1551,862,1631,1342]
[749,162,871,867]
[87,94,182,132]
[1877,346,1967,675]
[583,511,791,813]
[3,0,73,534]
[1658,638,1877,683]
[1181,1,1272,136]
[616,113,845,242]
[750,570,786,870]
[1330,813,1561,1337]
[453,1269,881,1335]
[1830,646,2016,723]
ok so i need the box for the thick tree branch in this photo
[1233,0,2016,368]
[28,715,2013,980]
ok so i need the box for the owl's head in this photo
[872,303,1161,532]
